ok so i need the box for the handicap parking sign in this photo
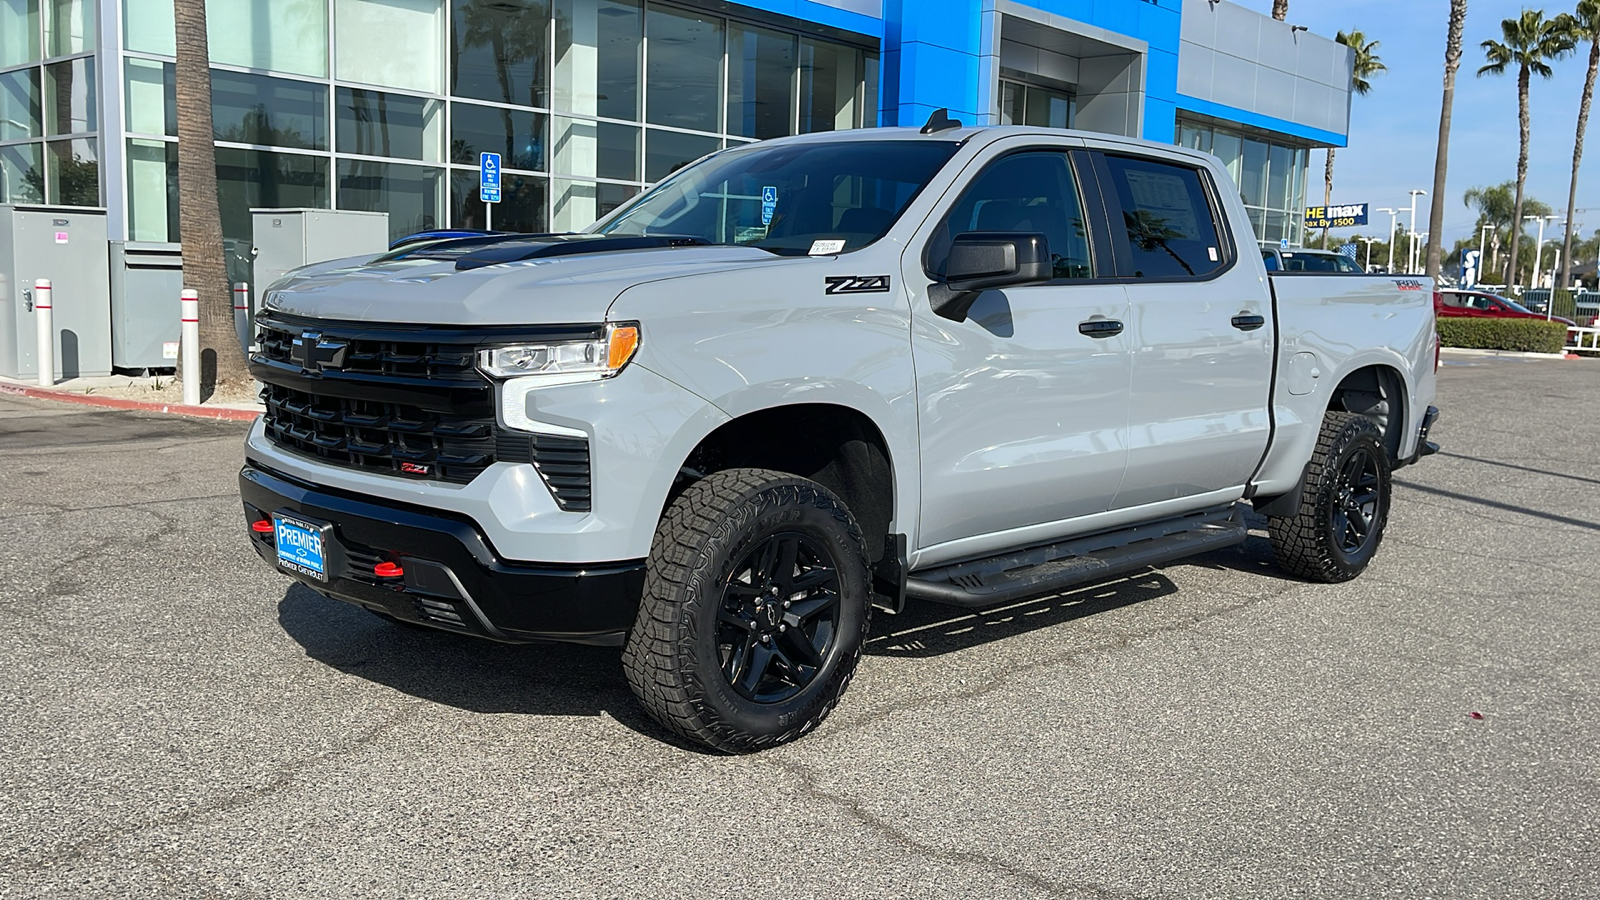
[480,152,502,204]
[761,186,777,225]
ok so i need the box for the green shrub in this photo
[1437,317,1569,353]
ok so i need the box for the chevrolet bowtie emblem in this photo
[290,331,349,375]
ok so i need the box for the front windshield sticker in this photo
[809,239,846,255]
[761,186,777,225]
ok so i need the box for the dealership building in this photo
[0,0,1352,372]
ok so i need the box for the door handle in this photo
[1079,318,1124,338]
[1231,313,1266,332]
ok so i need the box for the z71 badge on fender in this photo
[825,275,892,295]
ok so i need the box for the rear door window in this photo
[1101,154,1227,280]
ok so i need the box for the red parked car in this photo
[1436,289,1577,327]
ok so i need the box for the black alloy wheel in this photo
[1331,445,1383,558]
[1268,411,1393,583]
[717,532,842,704]
[622,468,871,753]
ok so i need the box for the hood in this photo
[261,244,785,325]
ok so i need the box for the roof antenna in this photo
[920,108,962,135]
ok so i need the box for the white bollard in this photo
[33,279,53,387]
[233,282,251,351]
[181,289,200,406]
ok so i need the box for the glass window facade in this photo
[213,71,329,150]
[209,0,329,78]
[100,0,877,252]
[335,0,444,94]
[1,0,42,69]
[1177,115,1309,248]
[452,0,550,108]
[1,0,96,206]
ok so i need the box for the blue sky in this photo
[1231,0,1598,251]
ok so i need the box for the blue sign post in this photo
[480,151,502,229]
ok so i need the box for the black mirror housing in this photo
[930,232,1051,321]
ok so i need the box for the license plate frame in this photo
[274,513,331,582]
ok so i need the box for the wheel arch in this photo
[1327,363,1409,465]
[666,403,900,571]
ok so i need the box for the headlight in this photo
[478,323,640,380]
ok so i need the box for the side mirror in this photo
[929,232,1051,321]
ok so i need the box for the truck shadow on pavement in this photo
[275,584,697,748]
[275,532,1290,745]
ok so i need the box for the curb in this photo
[1439,347,1576,361]
[0,382,261,421]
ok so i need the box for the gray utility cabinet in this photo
[109,242,184,371]
[0,206,112,380]
[251,209,389,313]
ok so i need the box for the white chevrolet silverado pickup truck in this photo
[240,114,1440,752]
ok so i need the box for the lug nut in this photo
[779,624,787,632]
[782,600,791,609]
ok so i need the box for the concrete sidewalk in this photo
[0,373,262,421]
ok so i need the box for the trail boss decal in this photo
[824,275,892,295]
[1393,279,1426,291]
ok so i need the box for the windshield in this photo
[1501,297,1537,314]
[596,140,962,255]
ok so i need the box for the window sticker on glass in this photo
[761,185,777,225]
[1123,169,1200,235]
[1208,246,1218,261]
[809,239,846,255]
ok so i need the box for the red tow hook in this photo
[251,519,274,534]
[374,561,405,579]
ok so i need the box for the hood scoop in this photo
[375,232,715,271]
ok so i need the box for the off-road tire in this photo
[621,468,871,753]
[1269,411,1392,582]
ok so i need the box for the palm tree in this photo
[1321,31,1386,248]
[1425,0,1469,280]
[1561,0,1600,289]
[1465,182,1553,284]
[1479,9,1578,287]
[175,0,248,398]
[1272,1,1288,21]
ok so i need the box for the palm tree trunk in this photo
[1562,39,1599,290]
[1508,64,1531,286]
[1426,0,1466,280]
[1322,148,1334,249]
[175,0,248,396]
[1272,0,1288,22]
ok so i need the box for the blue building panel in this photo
[1175,93,1348,148]
[735,0,886,38]
[740,0,1349,150]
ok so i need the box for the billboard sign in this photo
[1305,203,1368,229]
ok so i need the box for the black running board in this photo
[904,505,1248,609]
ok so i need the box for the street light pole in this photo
[1527,213,1559,292]
[1478,224,1492,285]
[1358,236,1378,271]
[1379,207,1399,272]
[1408,189,1427,273]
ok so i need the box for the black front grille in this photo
[260,384,533,485]
[256,321,479,380]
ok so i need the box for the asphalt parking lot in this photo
[2,355,1597,899]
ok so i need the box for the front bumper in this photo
[240,462,645,645]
